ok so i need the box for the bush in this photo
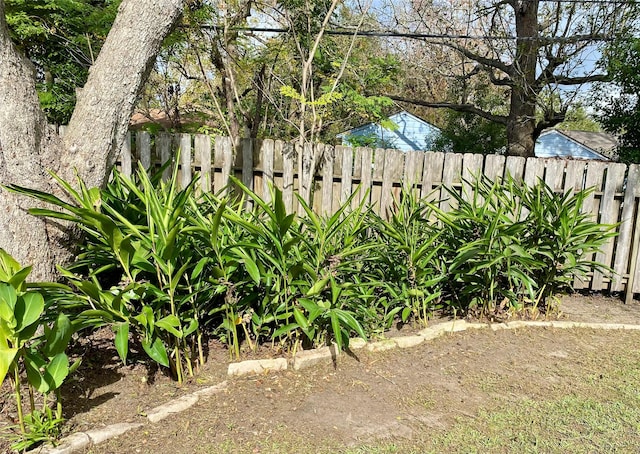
[8,167,615,368]
[433,175,614,317]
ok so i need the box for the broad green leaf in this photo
[43,353,70,391]
[0,284,17,322]
[43,313,73,358]
[306,276,330,297]
[293,307,310,330]
[243,256,261,285]
[142,337,169,367]
[272,323,299,338]
[191,257,209,280]
[156,315,182,338]
[182,318,198,337]
[24,350,48,393]
[0,248,21,281]
[8,266,32,291]
[115,322,130,364]
[15,292,44,332]
[401,306,412,322]
[0,346,18,384]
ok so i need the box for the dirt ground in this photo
[3,292,640,453]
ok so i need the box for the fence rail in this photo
[116,131,640,299]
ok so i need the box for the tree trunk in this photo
[505,0,540,157]
[0,0,185,280]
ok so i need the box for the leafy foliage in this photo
[597,38,640,163]
[6,0,120,124]
[7,166,614,373]
[0,249,78,451]
[434,176,614,316]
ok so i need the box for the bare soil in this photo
[3,292,640,453]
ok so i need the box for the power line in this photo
[201,26,625,42]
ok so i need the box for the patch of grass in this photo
[429,396,640,453]
[352,334,640,454]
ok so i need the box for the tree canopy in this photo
[5,0,120,124]
[597,38,640,163]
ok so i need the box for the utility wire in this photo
[196,26,627,42]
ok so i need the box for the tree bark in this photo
[506,0,540,157]
[62,0,186,187]
[0,0,186,280]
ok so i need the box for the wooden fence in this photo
[117,131,640,299]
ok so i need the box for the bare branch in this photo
[552,73,611,85]
[443,41,512,75]
[387,95,508,125]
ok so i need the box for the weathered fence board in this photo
[118,131,640,297]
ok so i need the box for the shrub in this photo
[433,175,615,317]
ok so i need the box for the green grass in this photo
[349,349,640,454]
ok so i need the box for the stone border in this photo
[31,320,640,453]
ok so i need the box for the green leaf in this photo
[43,313,73,358]
[306,276,330,297]
[272,323,299,338]
[191,257,209,280]
[0,346,18,384]
[156,315,183,338]
[183,318,199,337]
[15,292,44,332]
[401,306,412,322]
[142,337,169,368]
[293,306,310,330]
[243,256,261,285]
[0,284,17,322]
[330,312,343,351]
[24,350,48,393]
[115,322,130,364]
[43,353,70,391]
[0,248,21,281]
[8,266,32,290]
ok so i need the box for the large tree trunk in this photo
[0,0,65,278]
[0,0,186,280]
[505,0,540,158]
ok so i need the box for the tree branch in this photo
[441,41,512,76]
[551,73,612,85]
[387,95,508,125]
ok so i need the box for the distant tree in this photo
[597,38,640,164]
[554,105,602,133]
[382,0,636,157]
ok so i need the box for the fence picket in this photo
[178,134,192,189]
[282,142,295,213]
[340,145,354,205]
[484,154,505,182]
[615,165,640,292]
[261,139,275,203]
[194,134,211,194]
[136,131,151,170]
[120,132,132,178]
[442,153,463,211]
[158,133,172,181]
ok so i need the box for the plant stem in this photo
[13,366,26,434]
[197,331,204,367]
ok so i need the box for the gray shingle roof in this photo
[558,130,619,160]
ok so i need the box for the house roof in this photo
[338,111,441,152]
[558,130,619,159]
[339,111,438,137]
[536,129,618,161]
